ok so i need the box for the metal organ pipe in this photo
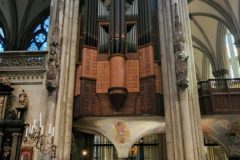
[108,0,127,111]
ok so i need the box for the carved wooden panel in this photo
[74,65,82,96]
[213,95,229,112]
[230,95,240,111]
[139,45,154,77]
[136,78,156,114]
[96,61,110,93]
[79,79,99,115]
[126,60,139,92]
[81,47,97,78]
[154,64,162,94]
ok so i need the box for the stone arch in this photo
[73,116,165,158]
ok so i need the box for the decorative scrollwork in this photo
[173,3,189,89]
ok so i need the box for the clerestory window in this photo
[0,27,5,52]
[27,16,50,51]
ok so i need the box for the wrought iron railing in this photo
[198,78,240,114]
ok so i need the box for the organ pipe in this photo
[108,0,127,111]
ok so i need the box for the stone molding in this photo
[0,51,47,84]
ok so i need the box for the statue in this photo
[0,77,10,86]
[174,3,189,89]
[18,90,28,108]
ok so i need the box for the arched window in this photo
[225,30,240,78]
[0,27,5,51]
[27,16,50,51]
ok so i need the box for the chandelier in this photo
[24,112,57,159]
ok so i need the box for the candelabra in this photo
[24,112,57,159]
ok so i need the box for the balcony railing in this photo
[0,51,47,82]
[198,78,240,114]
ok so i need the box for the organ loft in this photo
[70,0,204,160]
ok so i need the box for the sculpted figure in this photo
[19,90,28,108]
[0,77,10,86]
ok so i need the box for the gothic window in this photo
[27,16,50,51]
[0,27,5,52]
[225,30,240,78]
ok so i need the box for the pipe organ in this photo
[74,0,163,117]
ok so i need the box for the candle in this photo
[48,124,52,135]
[41,126,44,135]
[25,127,28,137]
[39,112,42,126]
[52,127,55,137]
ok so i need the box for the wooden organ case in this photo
[74,0,164,118]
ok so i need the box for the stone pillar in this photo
[47,0,80,159]
[10,133,21,160]
[157,0,205,160]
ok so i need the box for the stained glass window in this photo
[0,27,5,52]
[27,16,50,51]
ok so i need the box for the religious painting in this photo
[113,121,130,144]
[19,147,33,160]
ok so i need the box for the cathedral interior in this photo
[0,0,240,159]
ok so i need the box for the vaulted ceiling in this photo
[0,0,50,49]
[189,0,240,80]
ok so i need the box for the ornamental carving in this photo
[174,3,189,89]
[0,55,45,68]
[46,27,61,92]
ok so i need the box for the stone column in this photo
[157,0,205,160]
[10,133,21,160]
[47,0,80,159]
